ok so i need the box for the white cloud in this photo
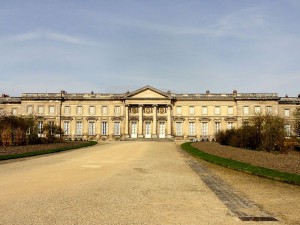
[1,29,96,46]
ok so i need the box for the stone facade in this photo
[0,86,299,141]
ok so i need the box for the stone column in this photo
[166,105,172,138]
[138,105,143,138]
[152,105,157,138]
[124,105,129,138]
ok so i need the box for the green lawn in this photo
[181,142,300,185]
[0,141,98,161]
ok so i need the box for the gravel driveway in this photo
[0,142,298,224]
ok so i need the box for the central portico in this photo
[122,86,173,139]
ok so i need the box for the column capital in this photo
[152,104,158,107]
[138,104,144,107]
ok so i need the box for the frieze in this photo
[129,116,139,121]
[112,116,124,121]
[157,116,167,121]
[143,116,153,121]
[224,117,237,121]
[61,116,73,120]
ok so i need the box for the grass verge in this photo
[0,141,98,161]
[181,142,300,185]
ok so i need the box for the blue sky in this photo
[0,0,299,96]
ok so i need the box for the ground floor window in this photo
[38,121,43,134]
[64,121,70,135]
[284,124,291,137]
[76,121,83,135]
[101,122,108,135]
[89,122,96,135]
[114,122,120,135]
[202,122,208,135]
[215,122,221,134]
[189,122,195,136]
[175,122,183,136]
[227,122,234,130]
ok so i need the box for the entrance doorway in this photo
[131,122,137,138]
[159,122,165,138]
[145,122,151,138]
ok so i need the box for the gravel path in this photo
[0,142,298,224]
[192,142,300,175]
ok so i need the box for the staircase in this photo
[122,138,174,142]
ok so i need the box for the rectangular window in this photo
[255,106,261,114]
[76,121,83,135]
[102,106,108,115]
[27,105,33,114]
[214,106,221,115]
[114,122,120,135]
[38,121,43,134]
[227,106,233,115]
[89,106,95,115]
[215,122,221,134]
[89,122,96,135]
[77,106,83,115]
[189,106,195,115]
[64,106,70,114]
[285,109,290,117]
[114,106,121,115]
[175,122,183,136]
[202,122,208,135]
[12,108,17,115]
[176,106,182,115]
[64,121,70,135]
[49,106,55,114]
[202,106,208,115]
[266,106,272,114]
[49,121,54,134]
[243,106,249,115]
[188,122,195,136]
[284,124,291,137]
[38,106,44,114]
[101,122,108,135]
[227,122,234,130]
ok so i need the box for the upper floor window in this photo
[38,106,44,114]
[255,106,261,114]
[202,106,208,115]
[285,109,290,117]
[214,106,221,115]
[102,106,108,115]
[0,108,5,115]
[189,106,195,115]
[89,106,95,115]
[27,105,33,114]
[176,106,182,115]
[49,106,55,114]
[12,108,17,116]
[243,106,249,115]
[266,106,272,114]
[64,106,70,114]
[77,106,83,115]
[114,106,121,115]
[227,106,233,115]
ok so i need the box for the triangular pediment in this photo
[125,86,170,99]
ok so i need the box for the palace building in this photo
[0,85,299,141]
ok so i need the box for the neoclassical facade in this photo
[0,86,299,141]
